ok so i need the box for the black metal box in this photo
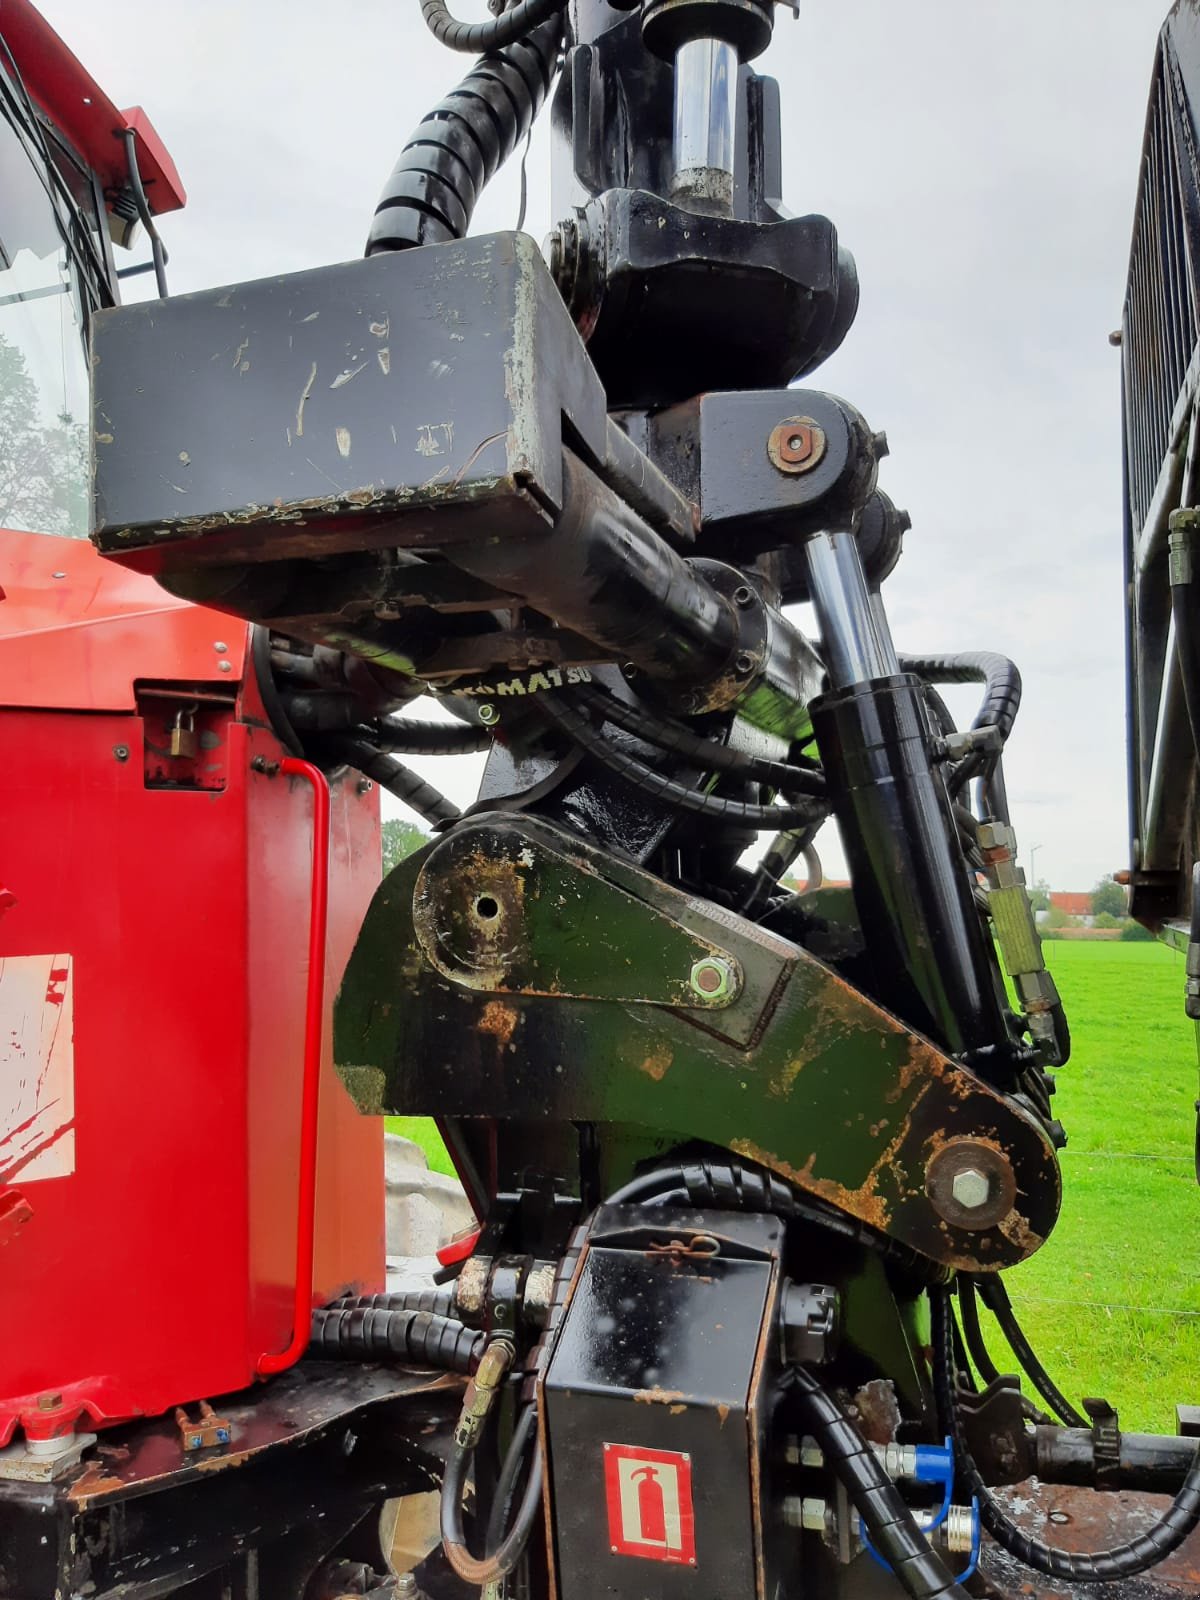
[542,1207,788,1600]
[90,232,608,572]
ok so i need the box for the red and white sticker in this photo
[0,954,75,1185]
[603,1443,696,1566]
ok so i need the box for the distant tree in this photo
[1027,880,1051,913]
[382,817,430,874]
[1093,911,1122,930]
[1121,918,1154,942]
[1091,877,1127,918]
[0,334,88,536]
[1045,903,1072,930]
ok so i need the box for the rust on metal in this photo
[477,999,519,1048]
[767,416,827,475]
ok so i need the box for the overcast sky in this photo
[40,0,1178,888]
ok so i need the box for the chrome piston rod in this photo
[672,37,738,212]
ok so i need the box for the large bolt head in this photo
[950,1168,991,1211]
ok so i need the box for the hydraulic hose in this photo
[309,1305,483,1373]
[788,1366,971,1600]
[932,1287,1200,1583]
[972,1276,1087,1429]
[364,717,493,755]
[538,694,825,830]
[419,0,566,53]
[897,653,1022,743]
[956,1278,1000,1388]
[485,1402,540,1549]
[330,1287,458,1316]
[441,1429,546,1585]
[605,1160,941,1280]
[329,737,460,826]
[574,682,827,797]
[368,17,562,251]
[440,1338,545,1586]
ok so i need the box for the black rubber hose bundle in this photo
[309,1305,483,1374]
[956,1278,1000,1388]
[574,682,827,798]
[537,694,826,830]
[363,717,493,756]
[606,1160,939,1280]
[329,737,460,826]
[897,653,1022,743]
[419,0,566,53]
[971,1275,1087,1429]
[788,1366,971,1600]
[368,16,562,252]
[329,1287,458,1317]
[441,1421,546,1585]
[931,1287,1200,1583]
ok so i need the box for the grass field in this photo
[387,941,1200,1431]
[1006,939,1200,1432]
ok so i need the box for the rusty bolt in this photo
[37,1393,63,1411]
[689,956,740,1005]
[734,651,756,676]
[732,584,755,609]
[950,1169,991,1212]
[926,1139,1017,1231]
[767,417,827,476]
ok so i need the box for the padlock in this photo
[168,708,197,759]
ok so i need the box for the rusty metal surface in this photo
[980,1482,1200,1597]
[336,812,1062,1273]
[65,1361,458,1508]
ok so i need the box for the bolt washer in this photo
[925,1138,1017,1231]
[767,416,827,475]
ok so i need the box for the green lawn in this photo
[384,1115,457,1177]
[1006,940,1200,1432]
[385,940,1200,1432]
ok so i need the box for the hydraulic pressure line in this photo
[363,717,493,755]
[370,16,562,250]
[418,0,567,53]
[788,1366,972,1600]
[956,1278,1001,1389]
[309,1305,482,1373]
[897,653,1022,742]
[971,1276,1088,1429]
[932,1287,1200,1583]
[605,1160,940,1281]
[574,682,827,797]
[330,737,460,826]
[538,695,826,830]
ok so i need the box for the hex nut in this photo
[689,956,740,1004]
[767,417,827,476]
[950,1168,991,1212]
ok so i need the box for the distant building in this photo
[1050,891,1093,922]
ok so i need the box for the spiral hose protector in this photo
[329,1287,458,1317]
[309,1306,483,1373]
[931,1288,1200,1583]
[789,1367,970,1600]
[367,17,562,253]
[897,653,1022,742]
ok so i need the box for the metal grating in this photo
[1124,39,1200,536]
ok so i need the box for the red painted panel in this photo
[0,531,246,712]
[0,591,383,1443]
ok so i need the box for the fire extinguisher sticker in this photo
[603,1443,696,1565]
